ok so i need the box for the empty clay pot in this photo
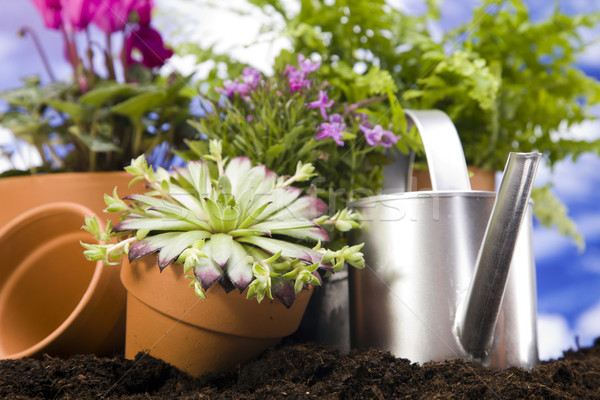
[121,257,314,377]
[0,202,126,359]
[0,171,139,228]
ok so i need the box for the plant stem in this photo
[18,26,56,82]
[105,32,116,80]
[120,27,129,82]
[344,95,387,116]
[60,25,78,74]
[85,27,96,88]
[133,122,143,158]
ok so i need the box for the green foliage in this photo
[250,0,600,170]
[81,141,365,307]
[0,72,196,174]
[445,0,600,170]
[531,185,584,251]
[245,0,599,247]
[179,54,411,211]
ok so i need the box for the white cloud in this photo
[533,227,576,262]
[575,300,600,347]
[537,313,576,360]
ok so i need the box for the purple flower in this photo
[298,54,321,75]
[216,79,252,100]
[242,67,262,89]
[359,124,399,148]
[216,79,240,99]
[284,54,320,94]
[30,0,63,29]
[307,91,334,120]
[124,25,173,68]
[316,115,346,146]
[216,68,260,100]
[284,66,311,93]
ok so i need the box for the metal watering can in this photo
[349,110,541,369]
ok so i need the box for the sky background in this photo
[0,0,599,361]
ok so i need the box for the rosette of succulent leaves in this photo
[82,140,365,307]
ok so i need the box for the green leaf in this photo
[111,91,166,120]
[157,231,212,268]
[113,218,200,232]
[210,233,233,267]
[266,144,285,162]
[45,99,92,124]
[237,236,314,262]
[79,83,140,106]
[69,127,122,152]
[226,241,254,290]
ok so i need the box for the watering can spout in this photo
[457,152,541,363]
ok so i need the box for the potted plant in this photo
[179,51,416,213]
[175,52,416,349]
[0,0,192,359]
[81,140,366,376]
[0,0,192,225]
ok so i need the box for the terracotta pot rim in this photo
[0,202,105,359]
[0,171,129,182]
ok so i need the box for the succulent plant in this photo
[82,140,364,307]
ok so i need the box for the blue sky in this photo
[1,0,599,360]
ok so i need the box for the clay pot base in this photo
[121,258,313,377]
[125,294,281,376]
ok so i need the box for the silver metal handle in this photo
[405,109,471,191]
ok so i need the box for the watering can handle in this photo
[405,110,471,191]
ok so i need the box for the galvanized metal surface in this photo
[457,153,541,362]
[350,192,539,369]
[349,110,540,369]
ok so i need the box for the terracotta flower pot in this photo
[120,257,314,377]
[0,172,143,359]
[0,202,125,359]
[411,165,496,191]
[0,171,140,227]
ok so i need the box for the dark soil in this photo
[1,338,599,399]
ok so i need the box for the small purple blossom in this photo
[285,66,311,93]
[308,91,334,120]
[215,68,261,100]
[298,54,321,75]
[216,79,252,100]
[242,67,262,89]
[359,124,399,148]
[284,55,320,93]
[316,114,346,146]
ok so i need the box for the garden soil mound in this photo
[1,338,599,399]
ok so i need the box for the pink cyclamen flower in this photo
[93,0,154,34]
[308,90,334,120]
[61,0,99,31]
[359,124,399,148]
[125,25,173,68]
[316,114,345,146]
[30,0,63,29]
